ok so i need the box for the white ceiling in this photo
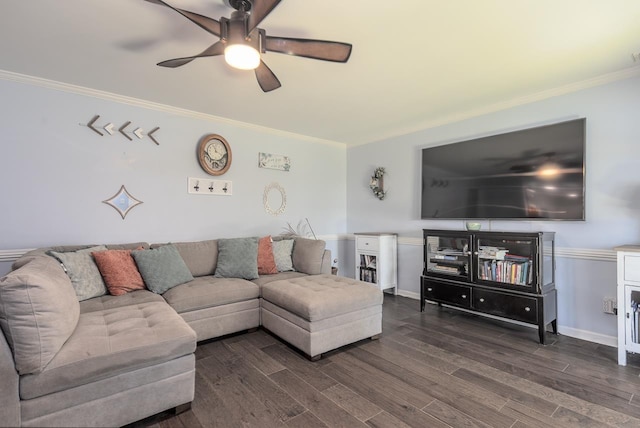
[1,0,639,146]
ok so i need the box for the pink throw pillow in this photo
[257,236,278,275]
[92,249,145,296]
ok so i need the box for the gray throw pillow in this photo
[0,256,80,374]
[131,244,194,294]
[272,239,294,272]
[49,245,108,301]
[292,237,326,274]
[214,237,259,279]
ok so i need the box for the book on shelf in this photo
[479,259,531,286]
[359,267,377,283]
[504,253,530,261]
[359,254,377,269]
[477,246,509,260]
[431,254,459,260]
[632,300,639,343]
[429,258,466,266]
[429,265,460,275]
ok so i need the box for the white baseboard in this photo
[555,326,616,347]
[390,291,616,347]
[396,290,421,300]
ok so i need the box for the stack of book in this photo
[479,257,532,285]
[477,246,509,260]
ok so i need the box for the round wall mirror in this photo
[263,182,286,216]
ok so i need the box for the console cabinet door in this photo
[423,280,471,309]
[473,289,538,324]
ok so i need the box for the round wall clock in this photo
[197,134,232,176]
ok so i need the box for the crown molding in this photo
[354,66,640,147]
[0,69,346,148]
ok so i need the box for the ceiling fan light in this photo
[224,44,260,70]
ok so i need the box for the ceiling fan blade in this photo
[146,0,221,37]
[254,60,281,92]
[265,36,352,62]
[248,0,281,33]
[157,42,224,68]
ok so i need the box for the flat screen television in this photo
[421,118,585,220]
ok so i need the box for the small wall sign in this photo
[258,152,290,172]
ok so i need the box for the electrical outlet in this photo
[603,297,617,315]
[187,177,232,196]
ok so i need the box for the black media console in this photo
[420,229,558,344]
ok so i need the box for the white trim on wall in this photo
[349,235,617,262]
[0,69,345,148]
[0,234,616,263]
[360,66,640,147]
[0,249,34,263]
[3,67,640,150]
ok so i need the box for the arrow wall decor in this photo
[81,115,161,145]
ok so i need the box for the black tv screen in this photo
[421,118,585,220]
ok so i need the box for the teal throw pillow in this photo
[48,245,108,301]
[214,237,259,280]
[131,244,194,294]
[272,239,294,272]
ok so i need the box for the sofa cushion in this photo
[272,239,294,272]
[132,245,194,294]
[0,256,80,375]
[49,245,108,301]
[92,249,145,296]
[292,237,326,275]
[19,301,196,400]
[80,290,164,314]
[251,271,309,288]
[162,276,260,313]
[214,237,259,280]
[261,274,383,321]
[257,236,278,275]
[173,240,218,277]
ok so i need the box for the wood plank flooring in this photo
[127,295,640,428]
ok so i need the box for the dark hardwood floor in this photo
[129,295,640,427]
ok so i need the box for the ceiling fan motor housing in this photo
[221,11,260,48]
[227,0,252,12]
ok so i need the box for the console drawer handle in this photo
[461,294,467,299]
[479,298,485,302]
[427,287,433,292]
[525,307,531,312]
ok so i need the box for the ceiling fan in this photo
[147,0,353,92]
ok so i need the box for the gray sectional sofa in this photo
[0,236,382,427]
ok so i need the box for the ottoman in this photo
[260,274,383,360]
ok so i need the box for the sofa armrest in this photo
[320,249,332,274]
[0,330,20,426]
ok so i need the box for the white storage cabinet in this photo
[354,233,397,294]
[616,245,640,365]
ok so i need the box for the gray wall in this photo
[0,76,348,273]
[2,71,639,346]
[346,74,640,345]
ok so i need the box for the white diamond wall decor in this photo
[103,123,115,135]
[102,185,143,219]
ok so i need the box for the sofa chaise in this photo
[0,236,383,427]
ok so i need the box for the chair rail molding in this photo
[349,235,616,263]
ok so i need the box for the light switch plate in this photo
[187,177,232,196]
